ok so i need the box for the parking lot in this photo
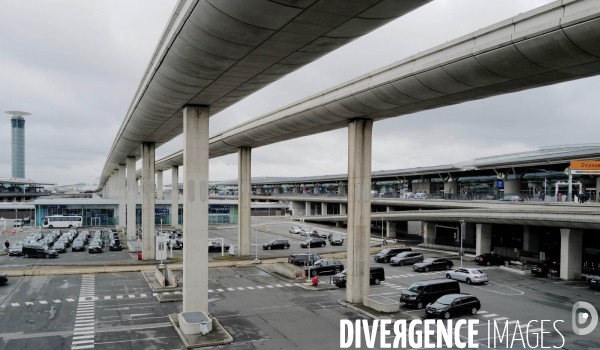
[0,244,598,349]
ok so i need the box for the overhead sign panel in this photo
[570,160,600,174]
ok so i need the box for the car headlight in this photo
[409,296,417,300]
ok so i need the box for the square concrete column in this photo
[386,206,396,238]
[118,164,126,228]
[423,222,435,243]
[273,187,280,195]
[126,157,137,239]
[156,170,163,200]
[340,203,347,215]
[313,187,319,194]
[560,228,583,280]
[171,166,179,226]
[141,142,156,260]
[476,224,492,256]
[305,202,311,216]
[293,187,299,194]
[346,119,373,304]
[338,186,347,195]
[107,175,112,198]
[322,202,328,215]
[238,147,251,256]
[182,106,209,313]
[523,226,539,252]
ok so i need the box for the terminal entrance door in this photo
[91,217,100,226]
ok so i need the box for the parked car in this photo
[33,232,44,240]
[313,230,328,239]
[8,242,23,256]
[22,244,58,259]
[72,239,86,252]
[88,242,103,253]
[499,195,523,202]
[263,239,290,250]
[329,234,344,246]
[300,238,326,248]
[390,252,423,266]
[333,266,385,288]
[400,279,460,309]
[53,242,67,253]
[425,294,481,319]
[0,272,7,284]
[586,275,600,290]
[304,259,344,277]
[288,253,322,267]
[166,239,182,250]
[445,268,488,284]
[24,235,38,244]
[413,258,454,272]
[58,236,71,248]
[531,263,559,277]
[208,241,230,252]
[374,247,412,263]
[474,253,507,266]
[109,239,123,251]
[289,227,302,234]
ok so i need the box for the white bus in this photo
[43,215,83,228]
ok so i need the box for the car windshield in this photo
[423,258,436,263]
[436,295,455,305]
[407,283,424,293]
[55,243,64,247]
[470,269,484,274]
[397,252,409,257]
[379,249,391,255]
[90,243,99,247]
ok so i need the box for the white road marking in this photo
[104,296,111,300]
[73,335,95,340]
[217,289,224,292]
[25,302,33,305]
[482,314,498,318]
[11,303,19,307]
[257,286,264,289]
[53,300,61,303]
[237,287,244,290]
[227,288,234,291]
[208,289,214,293]
[66,298,75,302]
[128,295,135,298]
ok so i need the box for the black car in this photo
[304,259,344,277]
[109,239,123,251]
[288,253,322,267]
[300,238,326,248]
[263,239,290,250]
[425,294,481,319]
[329,234,344,246]
[88,242,103,253]
[474,253,507,266]
[333,266,385,288]
[72,240,86,252]
[53,242,67,253]
[167,239,183,250]
[57,237,71,248]
[531,263,560,278]
[374,247,412,263]
[413,258,454,272]
[208,241,230,252]
[22,245,58,259]
[400,279,460,309]
[0,272,7,284]
[586,275,600,289]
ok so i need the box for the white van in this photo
[13,219,23,228]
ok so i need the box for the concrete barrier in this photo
[155,266,166,287]
[363,295,400,313]
[166,266,179,287]
[274,262,304,279]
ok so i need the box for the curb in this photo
[168,313,233,349]
[337,299,379,320]
[499,266,528,275]
[298,283,339,291]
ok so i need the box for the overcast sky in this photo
[1,0,598,187]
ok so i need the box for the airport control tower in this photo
[5,111,31,179]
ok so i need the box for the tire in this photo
[374,278,380,285]
[321,243,325,247]
[443,311,451,319]
[267,246,272,250]
[49,225,53,228]
[446,273,451,279]
[385,258,390,263]
[284,245,289,249]
[335,268,341,274]
[45,254,50,259]
[68,225,72,229]
[311,270,318,277]
[24,253,29,258]
[466,278,472,285]
[424,267,429,272]
[417,302,424,309]
[471,308,478,315]
[445,265,450,270]
[399,261,405,266]
[486,261,491,266]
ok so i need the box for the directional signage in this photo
[571,160,600,174]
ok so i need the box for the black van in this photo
[400,279,460,309]
[333,266,385,288]
[373,247,412,263]
[22,244,58,259]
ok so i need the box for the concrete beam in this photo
[346,119,372,304]
[171,166,179,226]
[238,147,251,256]
[118,164,126,228]
[305,202,311,216]
[142,143,156,260]
[127,156,137,240]
[476,224,492,256]
[560,228,583,280]
[182,106,209,313]
[157,170,163,200]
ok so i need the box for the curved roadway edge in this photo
[133,0,600,181]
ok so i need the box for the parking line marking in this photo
[73,335,95,340]
[72,340,94,345]
[285,284,293,287]
[208,289,214,293]
[217,289,224,292]
[53,300,61,303]
[140,293,147,297]
[71,345,94,349]
[227,288,234,291]
[257,286,264,289]
[73,326,94,331]
[11,303,19,307]
[266,285,273,288]
[406,274,415,276]
[128,295,135,298]
[482,314,498,318]
[104,296,111,300]
[66,299,75,302]
[478,310,488,314]
[493,317,509,321]
[116,295,123,299]
[39,300,48,304]
[25,302,33,305]
[76,317,94,321]
[528,328,542,332]
[237,287,244,290]
[174,291,181,294]
[73,331,95,336]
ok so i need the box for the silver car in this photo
[8,242,23,256]
[289,227,301,234]
[446,268,489,284]
[390,252,424,266]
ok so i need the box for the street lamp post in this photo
[459,220,465,268]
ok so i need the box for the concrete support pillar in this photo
[305,202,311,216]
[126,157,136,240]
[156,170,163,200]
[338,186,347,195]
[346,119,372,304]
[313,186,319,194]
[475,224,492,256]
[238,147,251,257]
[560,228,583,280]
[322,202,328,215]
[293,187,299,194]
[107,175,112,198]
[523,226,539,252]
[423,222,435,243]
[386,206,396,238]
[182,106,209,313]
[118,164,126,227]
[142,143,156,260]
[444,182,457,199]
[273,187,280,195]
[171,166,179,226]
[340,203,347,215]
[504,179,520,196]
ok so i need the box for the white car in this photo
[446,268,489,285]
[289,227,302,234]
